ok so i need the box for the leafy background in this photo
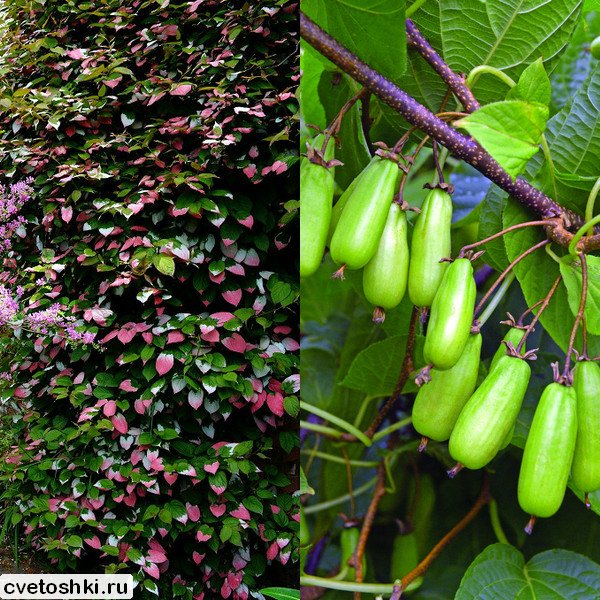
[301,0,600,597]
[0,1,298,598]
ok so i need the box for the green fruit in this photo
[340,526,366,581]
[408,188,453,307]
[499,423,515,450]
[490,327,526,372]
[571,361,600,494]
[449,355,531,470]
[327,157,377,245]
[518,382,577,518]
[390,532,420,581]
[423,258,476,370]
[413,333,482,441]
[330,157,399,269]
[408,473,436,556]
[591,36,600,59]
[300,135,335,278]
[362,203,409,310]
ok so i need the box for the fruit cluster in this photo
[300,136,600,528]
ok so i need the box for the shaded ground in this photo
[0,541,49,574]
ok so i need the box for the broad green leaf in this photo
[299,42,329,140]
[317,71,371,188]
[261,588,300,600]
[559,254,600,335]
[542,64,600,214]
[506,58,551,106]
[455,543,600,599]
[302,0,406,84]
[440,0,582,104]
[153,254,175,276]
[478,185,509,271]
[456,101,549,179]
[551,11,600,112]
[342,335,409,396]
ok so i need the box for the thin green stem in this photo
[371,417,413,443]
[488,500,509,545]
[478,272,516,327]
[545,244,562,264]
[539,134,558,201]
[300,575,419,594]
[466,65,516,90]
[301,401,373,447]
[300,420,344,440]
[568,213,600,255]
[303,477,378,515]
[353,395,381,428]
[300,449,379,468]
[406,0,428,18]
[585,177,600,229]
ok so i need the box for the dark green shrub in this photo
[0,1,298,598]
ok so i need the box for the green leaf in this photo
[478,185,509,271]
[342,335,410,396]
[456,101,549,179]
[153,254,175,276]
[300,467,314,496]
[506,58,551,106]
[260,588,300,600]
[302,0,406,84]
[542,64,600,215]
[439,0,581,104]
[559,254,600,335]
[455,543,600,599]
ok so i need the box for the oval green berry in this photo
[423,258,476,370]
[413,333,482,441]
[300,135,335,278]
[330,157,399,270]
[362,203,409,310]
[591,36,600,60]
[408,188,452,307]
[449,355,531,470]
[518,382,577,518]
[390,532,420,581]
[340,526,366,581]
[571,360,600,494]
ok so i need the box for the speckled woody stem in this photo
[406,19,480,113]
[300,12,600,251]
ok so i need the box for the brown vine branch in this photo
[300,12,600,252]
[364,306,419,439]
[406,19,480,112]
[516,275,563,354]
[399,473,492,594]
[350,462,387,599]
[473,239,550,319]
[563,253,588,381]
[460,220,555,256]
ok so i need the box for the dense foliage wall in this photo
[0,0,298,598]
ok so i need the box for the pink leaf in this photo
[222,289,242,306]
[210,504,226,518]
[222,333,246,354]
[111,414,129,435]
[167,331,185,344]
[203,461,219,475]
[170,84,193,96]
[186,503,201,522]
[156,353,174,376]
[230,505,251,520]
[163,472,178,486]
[196,531,211,542]
[102,400,117,417]
[143,563,160,579]
[266,541,279,561]
[266,393,284,417]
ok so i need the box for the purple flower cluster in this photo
[0,179,32,251]
[0,180,96,347]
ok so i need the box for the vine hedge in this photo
[0,0,298,598]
